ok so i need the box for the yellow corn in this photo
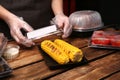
[54,39,83,62]
[41,40,69,65]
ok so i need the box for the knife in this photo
[27,25,62,40]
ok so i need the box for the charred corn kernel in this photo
[41,40,69,65]
[54,39,83,62]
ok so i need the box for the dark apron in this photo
[0,0,54,39]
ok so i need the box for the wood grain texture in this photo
[2,35,120,80]
[2,61,70,80]
[105,71,120,80]
[6,36,88,69]
[48,52,120,80]
[5,42,43,69]
[3,53,120,80]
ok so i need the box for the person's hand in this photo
[53,14,72,38]
[7,16,35,47]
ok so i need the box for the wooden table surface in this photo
[1,34,120,80]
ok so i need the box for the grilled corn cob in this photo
[41,40,69,65]
[54,39,83,62]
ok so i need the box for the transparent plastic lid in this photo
[69,10,104,32]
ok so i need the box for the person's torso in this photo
[0,0,54,39]
[0,0,54,28]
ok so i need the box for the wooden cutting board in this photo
[5,35,61,69]
[4,41,43,69]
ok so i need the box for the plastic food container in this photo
[0,57,12,78]
[69,10,104,32]
[0,33,12,78]
[0,33,8,55]
[3,44,20,60]
[89,24,120,50]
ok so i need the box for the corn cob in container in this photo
[54,39,83,62]
[41,40,69,65]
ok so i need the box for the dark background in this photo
[64,0,120,26]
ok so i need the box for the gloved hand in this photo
[6,16,35,47]
[53,14,72,38]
